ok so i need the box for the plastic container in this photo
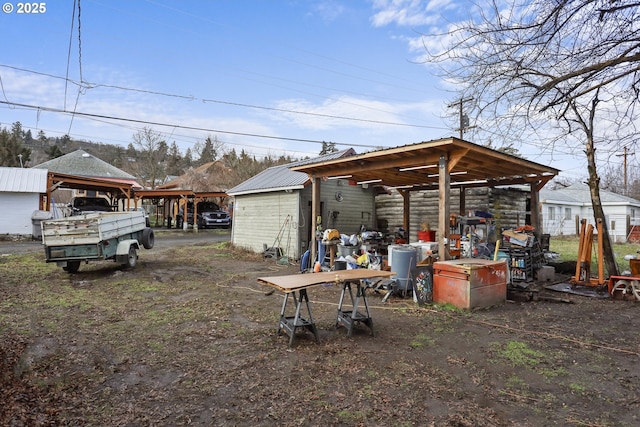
[417,230,436,242]
[334,260,347,270]
[338,244,357,258]
[391,246,418,291]
[31,210,52,239]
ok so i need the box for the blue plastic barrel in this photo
[391,246,418,291]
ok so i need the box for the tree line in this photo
[0,122,305,190]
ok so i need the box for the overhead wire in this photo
[0,100,385,150]
[0,64,447,132]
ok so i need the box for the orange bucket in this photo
[417,230,436,241]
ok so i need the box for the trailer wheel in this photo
[141,227,155,249]
[125,246,138,269]
[63,260,81,273]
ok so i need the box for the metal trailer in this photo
[41,211,155,273]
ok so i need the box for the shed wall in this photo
[231,180,377,260]
[231,191,302,259]
[0,192,40,235]
[317,179,376,234]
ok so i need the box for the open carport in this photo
[291,137,559,262]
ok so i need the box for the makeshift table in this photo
[258,269,394,346]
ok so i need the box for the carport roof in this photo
[291,137,559,190]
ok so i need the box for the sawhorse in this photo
[277,289,320,347]
[336,279,374,337]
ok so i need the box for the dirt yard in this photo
[1,237,639,426]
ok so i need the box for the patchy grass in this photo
[1,241,639,427]
[549,235,639,272]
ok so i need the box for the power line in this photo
[0,100,384,149]
[0,64,448,131]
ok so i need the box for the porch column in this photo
[310,176,321,264]
[400,189,410,242]
[439,155,451,260]
[530,181,541,240]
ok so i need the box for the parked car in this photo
[176,201,230,229]
[68,197,113,216]
[199,208,231,228]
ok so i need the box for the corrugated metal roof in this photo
[0,167,48,193]
[33,149,136,179]
[227,148,356,196]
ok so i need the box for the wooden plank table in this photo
[258,269,394,346]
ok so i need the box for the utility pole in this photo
[616,146,628,195]
[447,97,474,139]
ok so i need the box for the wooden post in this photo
[310,176,321,265]
[439,155,451,260]
[400,189,410,242]
[530,181,541,240]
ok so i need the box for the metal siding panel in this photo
[0,167,48,193]
[0,193,40,234]
[232,192,301,258]
[320,180,376,234]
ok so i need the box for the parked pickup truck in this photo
[41,211,154,273]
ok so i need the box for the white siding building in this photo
[540,183,640,242]
[0,167,48,236]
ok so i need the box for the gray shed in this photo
[227,149,377,260]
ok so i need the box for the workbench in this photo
[258,269,394,346]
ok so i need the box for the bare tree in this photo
[131,127,167,189]
[425,0,640,276]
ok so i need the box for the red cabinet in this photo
[433,259,507,309]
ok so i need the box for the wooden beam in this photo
[439,155,451,260]
[400,189,410,242]
[311,176,321,265]
[530,182,540,239]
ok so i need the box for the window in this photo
[564,207,571,220]
[548,206,556,221]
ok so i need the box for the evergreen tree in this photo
[45,144,64,159]
[195,135,222,166]
[166,141,184,176]
[319,141,337,155]
[183,148,193,169]
[24,129,33,144]
[37,130,47,144]
[0,127,31,167]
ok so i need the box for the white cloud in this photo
[309,1,346,23]
[369,0,456,27]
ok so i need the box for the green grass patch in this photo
[410,333,435,348]
[491,340,544,368]
[549,235,639,273]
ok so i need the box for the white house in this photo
[0,167,49,236]
[227,149,378,260]
[540,183,640,242]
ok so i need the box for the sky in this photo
[0,0,622,180]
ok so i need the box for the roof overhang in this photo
[291,137,559,191]
[228,185,305,197]
[47,172,138,196]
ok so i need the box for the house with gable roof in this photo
[33,149,142,210]
[540,182,640,242]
